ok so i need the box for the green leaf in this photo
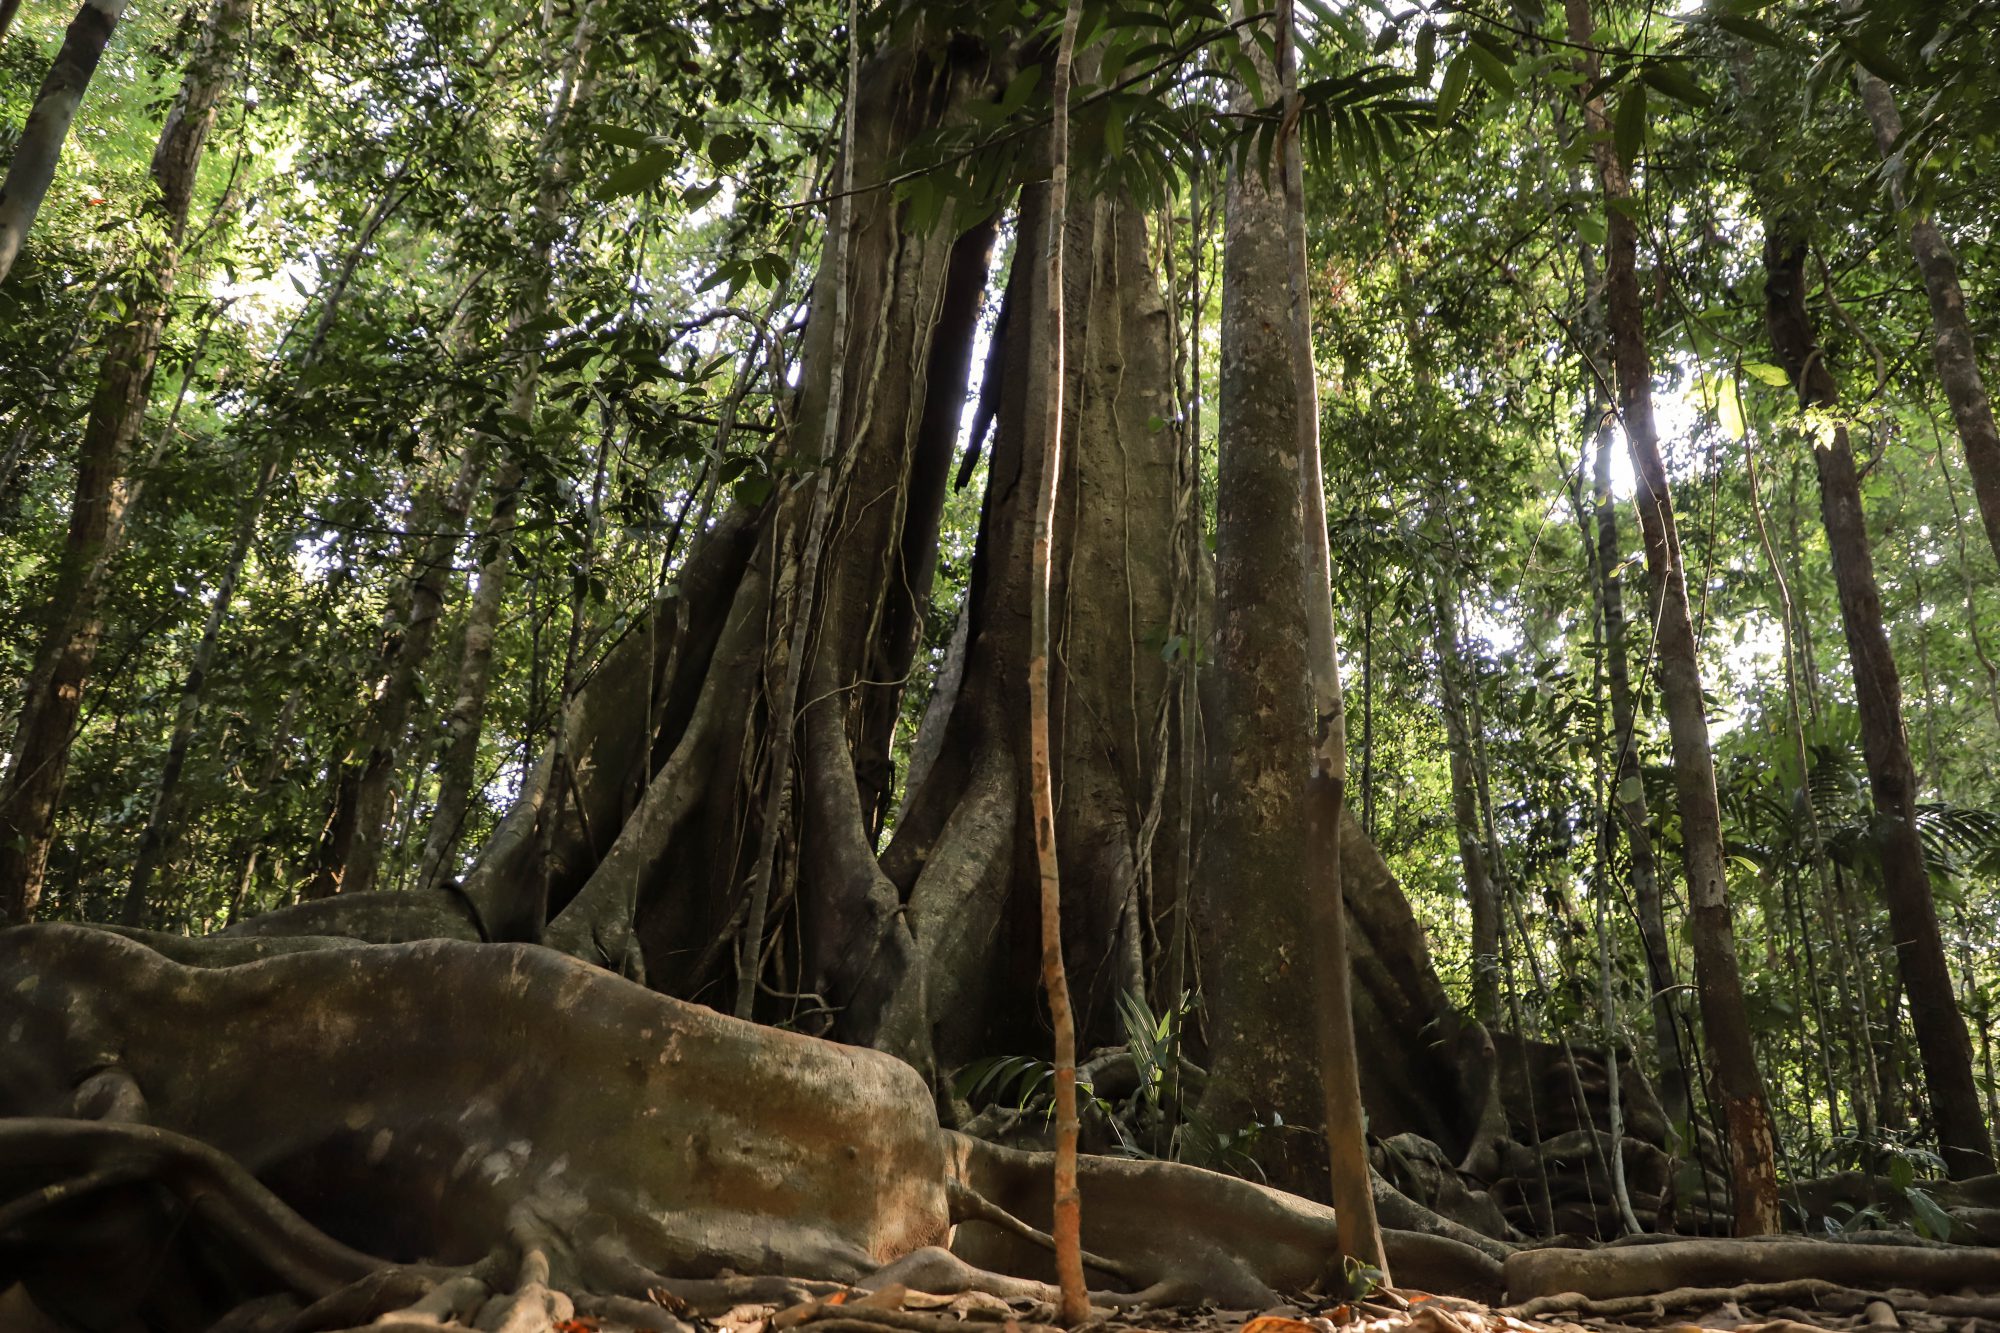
[1577,209,1606,247]
[1467,41,1516,97]
[1713,13,1788,48]
[681,180,722,211]
[1907,1186,1958,1242]
[1613,80,1646,166]
[1715,375,1746,440]
[1436,50,1472,128]
[997,62,1041,114]
[1639,58,1709,107]
[598,151,675,200]
[590,122,655,149]
[1742,361,1792,388]
[707,132,751,169]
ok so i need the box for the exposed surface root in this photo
[1504,1235,2000,1301]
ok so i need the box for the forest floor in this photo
[545,1273,2000,1333]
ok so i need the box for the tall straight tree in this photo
[0,0,132,284]
[1851,69,2000,571]
[1559,0,1781,1234]
[1763,223,1995,1178]
[0,0,250,923]
[333,2,599,902]
[1581,245,1688,1131]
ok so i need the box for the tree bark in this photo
[1281,0,1385,1271]
[1762,224,1994,1179]
[1589,357,1688,1133]
[1195,2,1321,1193]
[122,443,284,924]
[0,0,131,285]
[336,442,490,898]
[416,458,523,891]
[0,0,249,923]
[1559,0,1780,1235]
[1432,577,1502,1032]
[1852,70,2000,571]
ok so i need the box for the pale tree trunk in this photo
[1586,330,1689,1132]
[1195,0,1322,1193]
[416,460,521,891]
[335,442,490,898]
[1853,70,2000,570]
[0,0,131,284]
[0,0,249,923]
[334,6,597,904]
[1560,0,1780,1235]
[1432,576,1501,1031]
[121,445,283,923]
[1763,224,1995,1179]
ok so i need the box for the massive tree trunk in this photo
[1193,15,1320,1191]
[1763,224,1995,1179]
[0,0,131,285]
[0,0,249,923]
[1852,70,2000,571]
[1559,0,1780,1236]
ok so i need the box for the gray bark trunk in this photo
[1853,70,2000,572]
[0,0,132,284]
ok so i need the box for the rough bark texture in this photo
[1763,225,1994,1179]
[0,0,131,284]
[0,0,248,923]
[1195,17,1320,1188]
[1560,0,1779,1236]
[1853,70,2000,571]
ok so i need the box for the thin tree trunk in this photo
[347,6,597,906]
[1591,390,1690,1131]
[1763,225,1995,1179]
[0,0,132,285]
[0,0,249,922]
[1560,0,1781,1235]
[0,0,24,48]
[1852,71,2000,571]
[1030,2,1087,1318]
[1282,0,1384,1272]
[1432,576,1501,1031]
[336,440,490,898]
[121,443,283,923]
